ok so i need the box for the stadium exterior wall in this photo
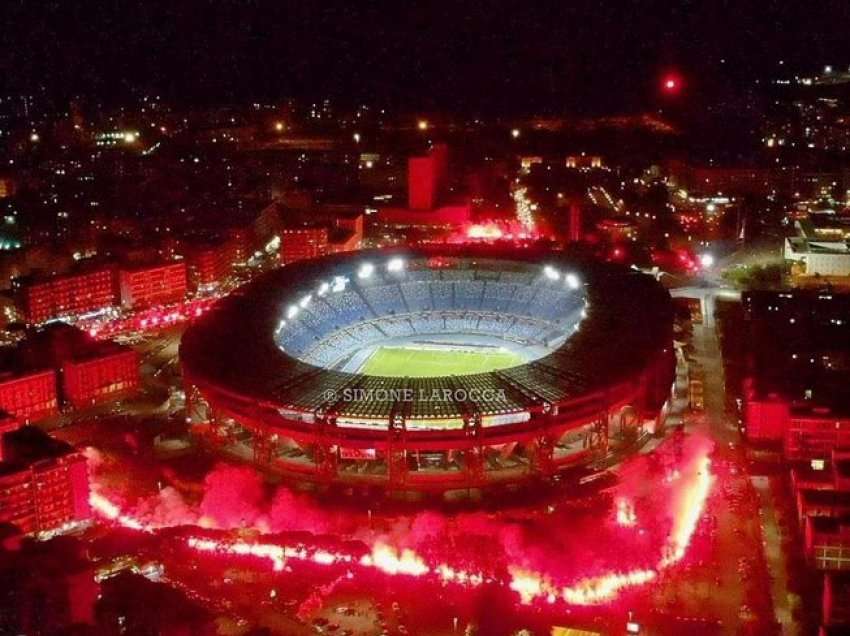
[184,346,673,492]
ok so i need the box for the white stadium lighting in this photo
[386,257,405,272]
[543,265,560,280]
[299,294,312,308]
[286,305,299,319]
[358,263,375,279]
[565,273,581,289]
[317,281,330,296]
[331,276,348,292]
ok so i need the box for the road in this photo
[679,281,800,635]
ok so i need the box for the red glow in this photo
[76,296,215,340]
[662,73,683,95]
[87,437,715,609]
[446,219,549,245]
[651,247,699,273]
[466,223,504,240]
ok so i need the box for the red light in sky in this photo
[662,73,682,94]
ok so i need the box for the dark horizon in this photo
[4,0,850,115]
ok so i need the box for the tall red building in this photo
[62,347,139,408]
[119,261,188,308]
[408,155,438,210]
[408,143,449,210]
[0,370,58,422]
[0,426,91,537]
[15,267,117,325]
[280,226,329,264]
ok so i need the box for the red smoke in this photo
[88,432,715,607]
[198,464,265,529]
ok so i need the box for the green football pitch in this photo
[359,345,525,377]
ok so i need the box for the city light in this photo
[543,265,560,280]
[513,186,536,230]
[511,128,521,138]
[699,253,714,268]
[417,119,429,131]
[565,273,581,289]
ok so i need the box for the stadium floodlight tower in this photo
[358,262,375,279]
[331,276,348,292]
[565,273,581,290]
[543,265,560,280]
[386,257,405,273]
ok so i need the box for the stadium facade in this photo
[180,246,675,494]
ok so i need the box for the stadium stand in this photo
[273,263,589,367]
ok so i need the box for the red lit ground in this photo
[72,418,780,636]
[41,305,785,635]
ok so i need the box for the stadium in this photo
[180,246,675,495]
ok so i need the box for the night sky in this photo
[3,0,850,113]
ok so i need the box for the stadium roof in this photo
[180,246,673,421]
